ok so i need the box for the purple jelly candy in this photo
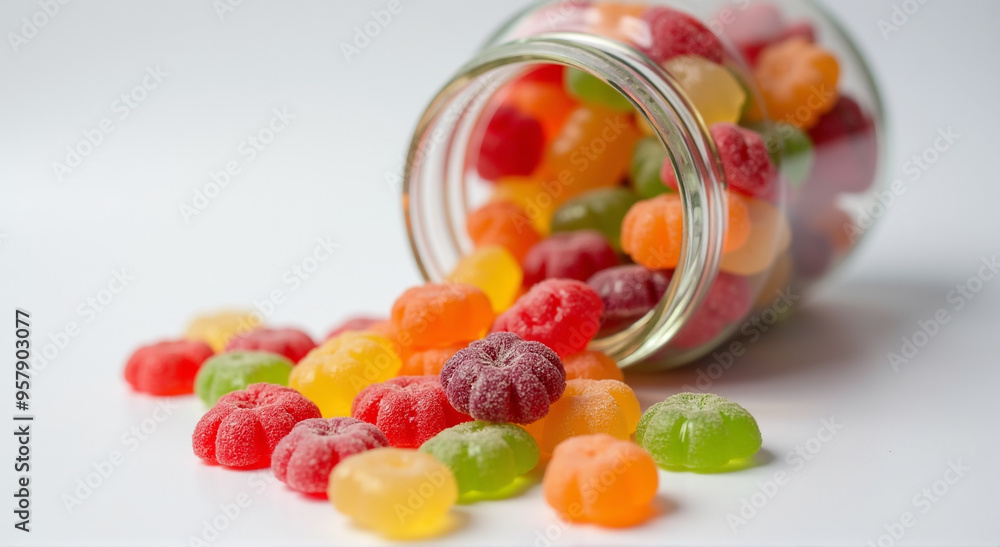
[522,230,621,288]
[588,265,673,330]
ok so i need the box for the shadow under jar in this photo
[403,0,885,370]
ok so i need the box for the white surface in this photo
[2,1,1000,545]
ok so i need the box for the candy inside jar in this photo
[404,0,884,369]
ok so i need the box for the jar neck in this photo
[403,32,727,368]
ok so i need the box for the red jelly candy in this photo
[124,340,214,396]
[493,278,604,357]
[352,376,471,448]
[475,105,546,181]
[192,383,321,469]
[225,327,317,364]
[522,230,621,288]
[587,265,673,331]
[710,122,777,199]
[673,272,753,349]
[271,417,389,494]
[807,96,878,194]
[640,6,724,64]
[720,4,815,65]
[325,316,384,340]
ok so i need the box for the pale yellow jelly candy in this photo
[184,310,260,352]
[720,197,791,276]
[448,246,523,313]
[635,112,656,136]
[664,56,747,126]
[329,448,458,539]
[491,176,557,235]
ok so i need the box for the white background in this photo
[2,0,999,545]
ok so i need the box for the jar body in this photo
[404,0,884,369]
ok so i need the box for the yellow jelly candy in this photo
[720,197,791,276]
[491,177,557,235]
[289,332,401,417]
[329,448,458,539]
[448,246,523,313]
[664,56,747,126]
[184,310,260,352]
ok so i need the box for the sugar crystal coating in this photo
[352,376,471,448]
[124,339,214,396]
[225,327,317,364]
[587,265,672,331]
[420,421,539,495]
[195,351,294,406]
[492,278,604,357]
[271,417,388,494]
[522,230,621,288]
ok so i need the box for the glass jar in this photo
[403,0,884,370]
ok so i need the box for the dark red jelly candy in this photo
[808,96,878,194]
[588,265,673,331]
[475,105,546,181]
[522,230,621,288]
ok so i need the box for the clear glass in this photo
[403,0,885,370]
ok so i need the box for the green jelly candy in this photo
[419,421,539,496]
[550,187,639,251]
[635,392,761,470]
[749,122,814,187]
[630,137,673,199]
[195,351,293,405]
[565,67,634,113]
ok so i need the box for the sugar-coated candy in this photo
[440,332,565,424]
[192,383,321,469]
[586,2,645,42]
[328,448,458,538]
[672,271,753,349]
[709,122,777,199]
[420,421,539,496]
[750,122,814,187]
[564,68,633,113]
[271,417,389,494]
[399,343,467,377]
[325,316,384,340]
[543,434,658,527]
[492,279,604,357]
[562,350,624,382]
[475,105,545,181]
[719,3,815,65]
[630,137,671,200]
[490,179,558,235]
[391,283,494,350]
[448,246,522,313]
[807,95,878,194]
[754,37,839,130]
[124,339,214,396]
[522,230,620,288]
[549,188,639,251]
[587,265,672,331]
[635,392,761,469]
[195,351,294,406]
[352,376,471,448]
[466,201,542,263]
[664,56,747,126]
[225,327,316,364]
[185,310,260,352]
[640,6,724,64]
[720,196,792,276]
[289,332,402,417]
[506,69,579,138]
[525,378,641,458]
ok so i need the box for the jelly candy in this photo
[325,316,384,340]
[192,383,321,469]
[522,230,620,288]
[420,421,539,496]
[467,201,542,263]
[543,434,658,527]
[524,378,641,458]
[640,6,724,64]
[629,137,671,199]
[352,376,471,448]
[562,350,624,382]
[754,37,839,130]
[672,272,753,349]
[440,332,565,424]
[195,351,294,406]
[719,4,815,66]
[750,122,814,187]
[807,96,878,194]
[225,327,317,364]
[271,417,389,494]
[549,187,639,250]
[587,265,672,331]
[399,343,467,377]
[124,340,214,396]
[506,75,579,138]
[720,196,792,276]
[492,278,604,357]
[564,68,633,113]
[635,392,761,469]
[586,2,646,43]
[474,105,545,181]
[328,448,458,538]
[663,56,747,126]
[391,283,494,350]
[710,122,777,199]
[185,310,260,352]
[448,246,522,313]
[289,332,402,417]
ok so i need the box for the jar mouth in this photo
[403,32,728,368]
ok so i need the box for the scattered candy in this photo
[195,351,294,406]
[271,417,389,495]
[493,278,604,357]
[399,343,467,377]
[522,230,621,288]
[562,350,624,382]
[185,310,260,352]
[225,327,317,364]
[391,283,494,350]
[587,265,672,331]
[326,316,384,340]
[448,246,523,312]
[124,339,214,396]
[352,376,471,448]
[467,201,543,263]
[420,421,539,496]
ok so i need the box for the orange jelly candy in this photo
[390,283,494,350]
[506,78,579,139]
[466,201,542,263]
[754,37,840,130]
[398,343,468,377]
[562,350,624,382]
